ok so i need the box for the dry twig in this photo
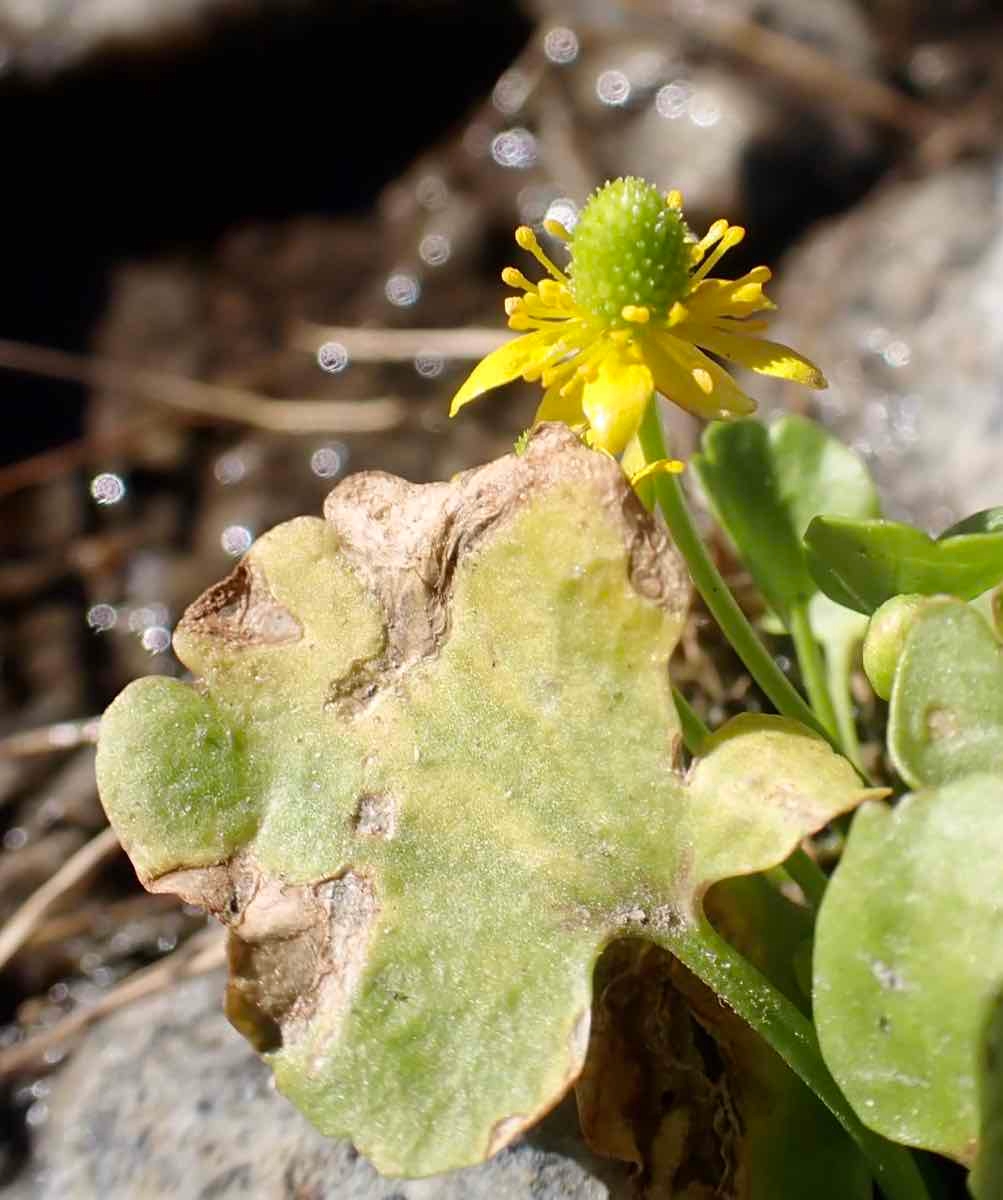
[0,926,226,1078]
[0,826,120,972]
[0,716,101,760]
[288,322,507,363]
[0,339,406,465]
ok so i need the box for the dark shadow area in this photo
[0,1,531,463]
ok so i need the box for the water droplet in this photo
[544,197,578,232]
[128,604,168,633]
[655,79,692,119]
[418,233,451,267]
[213,451,247,484]
[414,352,445,379]
[596,69,630,107]
[543,25,578,65]
[221,525,253,557]
[90,472,125,506]
[310,444,347,479]
[318,341,349,373]
[491,128,537,170]
[141,626,171,655]
[87,603,117,632]
[385,272,421,307]
[883,340,911,368]
[3,827,27,851]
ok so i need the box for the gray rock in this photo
[762,161,1003,530]
[9,970,630,1200]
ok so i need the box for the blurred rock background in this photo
[1,0,1002,1195]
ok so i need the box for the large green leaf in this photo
[815,775,1003,1166]
[805,515,1003,616]
[693,415,879,621]
[887,599,1003,788]
[98,426,876,1179]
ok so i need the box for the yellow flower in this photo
[449,177,826,455]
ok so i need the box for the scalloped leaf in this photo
[693,415,879,621]
[98,426,875,1178]
[887,599,1003,789]
[805,515,1003,616]
[815,776,1003,1166]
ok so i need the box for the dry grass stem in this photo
[0,826,120,972]
[0,339,406,448]
[0,926,226,1078]
[0,717,101,760]
[289,323,508,362]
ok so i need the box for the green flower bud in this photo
[569,177,690,324]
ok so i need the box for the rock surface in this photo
[764,160,1003,530]
[9,969,629,1200]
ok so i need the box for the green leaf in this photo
[887,599,1003,788]
[693,415,879,621]
[814,775,1003,1166]
[942,507,1003,538]
[970,987,1003,1199]
[98,427,876,1180]
[805,515,1003,616]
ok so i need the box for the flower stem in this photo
[789,601,840,746]
[827,642,865,775]
[637,401,831,744]
[666,918,932,1200]
[671,685,709,754]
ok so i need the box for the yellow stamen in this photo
[630,457,685,488]
[668,301,688,328]
[521,294,572,320]
[621,304,650,324]
[691,219,728,266]
[502,266,537,292]
[557,341,610,394]
[504,297,523,317]
[543,218,571,242]
[514,226,568,284]
[665,189,683,211]
[692,368,714,394]
[691,226,745,284]
[538,279,572,308]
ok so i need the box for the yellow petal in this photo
[534,379,585,426]
[685,271,775,322]
[449,327,568,417]
[644,332,756,420]
[580,353,654,455]
[688,327,827,388]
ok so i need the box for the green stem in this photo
[789,601,840,745]
[666,919,932,1200]
[672,683,829,909]
[637,402,831,746]
[827,644,865,775]
[782,845,828,910]
[671,686,709,754]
